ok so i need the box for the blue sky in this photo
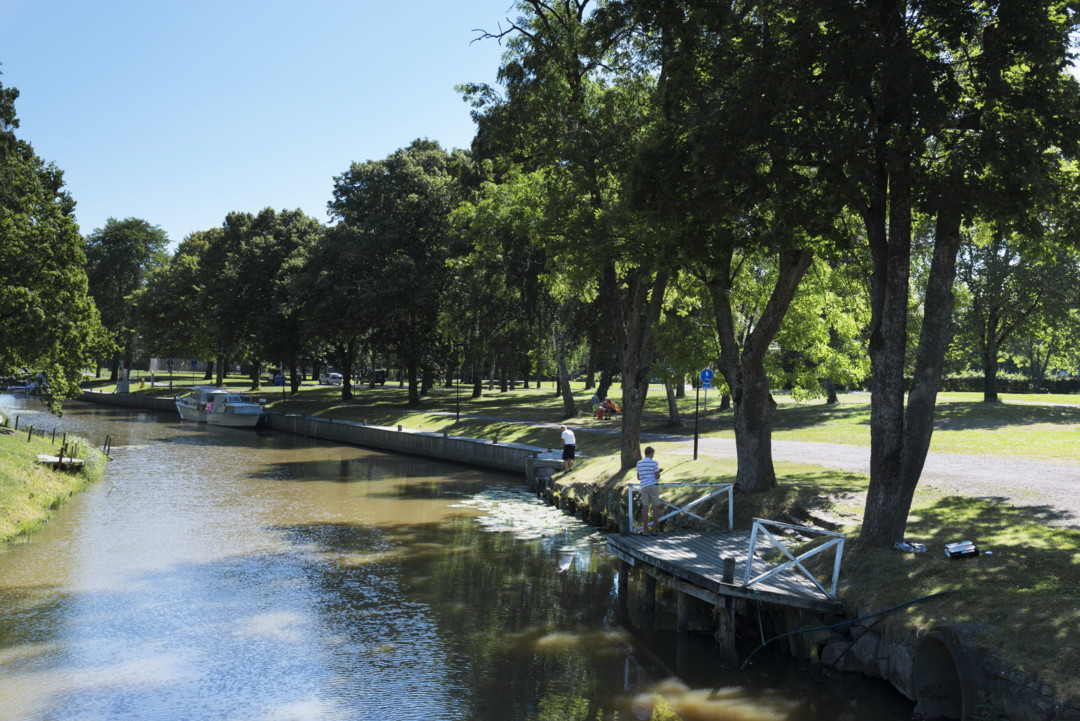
[0,0,515,245]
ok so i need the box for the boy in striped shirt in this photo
[636,446,662,535]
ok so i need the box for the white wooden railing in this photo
[627,483,733,534]
[743,518,846,600]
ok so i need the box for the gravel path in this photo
[334,404,1080,527]
[677,436,1080,528]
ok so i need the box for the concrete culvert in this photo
[914,626,989,721]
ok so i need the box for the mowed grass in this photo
[0,425,107,545]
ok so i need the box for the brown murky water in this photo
[0,397,913,721]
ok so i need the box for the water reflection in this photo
[0,396,912,720]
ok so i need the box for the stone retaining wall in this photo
[262,412,539,475]
[78,391,540,477]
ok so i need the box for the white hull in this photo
[176,387,264,428]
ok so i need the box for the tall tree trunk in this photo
[215,356,225,387]
[675,377,685,398]
[862,205,962,546]
[820,378,838,404]
[336,340,358,402]
[251,360,262,391]
[585,341,597,390]
[982,341,1000,403]
[709,248,813,492]
[470,349,483,398]
[597,369,613,403]
[407,360,420,406]
[421,363,433,396]
[555,319,577,419]
[664,380,682,427]
[289,353,301,395]
[606,264,670,470]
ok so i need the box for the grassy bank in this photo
[0,418,108,546]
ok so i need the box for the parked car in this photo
[319,372,343,385]
[366,369,386,385]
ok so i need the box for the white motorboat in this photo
[175,386,264,428]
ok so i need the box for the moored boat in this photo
[175,386,264,428]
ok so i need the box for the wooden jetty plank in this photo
[36,454,85,469]
[608,531,843,614]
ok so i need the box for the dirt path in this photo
[677,436,1080,528]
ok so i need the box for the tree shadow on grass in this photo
[932,400,1080,430]
[846,495,1080,693]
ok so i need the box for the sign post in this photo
[695,369,714,460]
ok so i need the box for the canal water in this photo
[0,397,913,721]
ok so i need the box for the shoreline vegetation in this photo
[0,414,107,546]
[5,378,1080,705]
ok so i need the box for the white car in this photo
[319,372,343,385]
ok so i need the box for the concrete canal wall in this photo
[78,390,545,479]
[262,412,543,475]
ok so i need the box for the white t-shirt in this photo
[561,429,576,446]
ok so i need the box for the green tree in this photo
[85,217,169,378]
[472,0,671,469]
[765,0,1080,545]
[0,77,108,412]
[132,230,220,365]
[955,225,1057,402]
[199,209,322,391]
[329,140,471,406]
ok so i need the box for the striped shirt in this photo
[636,457,659,486]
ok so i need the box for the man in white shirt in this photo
[560,425,576,471]
[635,446,662,534]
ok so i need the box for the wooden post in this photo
[13,416,18,431]
[716,603,739,667]
[51,428,56,443]
[644,574,656,610]
[27,426,33,442]
[718,556,739,664]
[722,557,736,584]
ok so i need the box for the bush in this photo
[940,372,1080,394]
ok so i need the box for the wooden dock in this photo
[36,454,85,470]
[607,530,843,615]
